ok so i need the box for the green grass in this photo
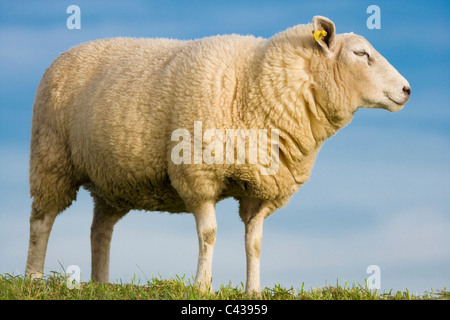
[0,273,447,300]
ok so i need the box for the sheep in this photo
[25,16,410,293]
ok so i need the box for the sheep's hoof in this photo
[246,290,262,299]
[25,271,44,280]
[195,282,214,294]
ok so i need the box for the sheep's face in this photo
[312,16,410,113]
[337,34,410,112]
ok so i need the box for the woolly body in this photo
[26,16,410,293]
[31,30,321,213]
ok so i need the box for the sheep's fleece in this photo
[25,16,410,293]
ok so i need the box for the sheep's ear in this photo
[312,16,336,53]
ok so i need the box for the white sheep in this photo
[25,16,410,293]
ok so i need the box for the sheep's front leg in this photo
[239,198,272,294]
[193,201,217,292]
[244,214,264,294]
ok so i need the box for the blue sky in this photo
[0,0,449,295]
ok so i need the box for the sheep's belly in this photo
[82,179,187,213]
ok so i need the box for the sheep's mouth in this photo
[385,94,403,106]
[382,94,405,112]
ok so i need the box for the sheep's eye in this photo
[354,50,368,57]
[354,50,371,64]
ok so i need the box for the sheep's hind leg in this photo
[90,195,128,283]
[25,202,59,279]
[192,201,217,293]
[25,182,78,279]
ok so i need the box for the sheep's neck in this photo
[239,43,355,186]
[243,54,352,152]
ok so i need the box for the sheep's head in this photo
[311,16,410,114]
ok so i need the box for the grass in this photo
[0,272,448,300]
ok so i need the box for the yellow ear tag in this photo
[312,30,327,42]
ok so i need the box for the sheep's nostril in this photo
[403,86,411,96]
